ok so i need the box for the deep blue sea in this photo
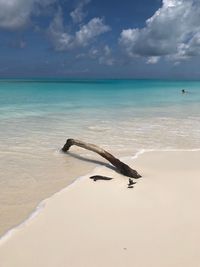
[1,79,200,236]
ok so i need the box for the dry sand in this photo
[0,150,200,267]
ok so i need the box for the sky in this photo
[0,0,200,79]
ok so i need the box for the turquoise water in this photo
[1,79,200,152]
[1,79,200,117]
[0,79,200,236]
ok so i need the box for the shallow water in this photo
[0,79,200,236]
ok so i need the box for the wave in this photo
[88,125,111,132]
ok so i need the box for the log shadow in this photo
[63,151,115,171]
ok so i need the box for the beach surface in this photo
[1,79,200,236]
[1,150,200,267]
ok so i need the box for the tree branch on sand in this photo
[62,139,141,179]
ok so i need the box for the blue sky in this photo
[0,0,200,79]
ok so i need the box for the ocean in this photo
[0,79,200,236]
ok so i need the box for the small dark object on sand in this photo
[128,178,136,186]
[127,178,136,189]
[90,175,113,181]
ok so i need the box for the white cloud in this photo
[119,0,200,62]
[70,0,90,24]
[88,47,99,58]
[0,0,33,29]
[75,18,110,46]
[48,8,73,51]
[88,45,114,66]
[146,56,160,64]
[99,45,115,66]
[48,10,110,51]
[0,0,55,30]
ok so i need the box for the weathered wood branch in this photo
[62,139,141,178]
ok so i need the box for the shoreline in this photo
[1,150,200,266]
[1,79,200,238]
[1,148,200,244]
[1,149,200,266]
[0,149,199,245]
[0,148,166,242]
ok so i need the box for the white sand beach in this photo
[0,150,200,267]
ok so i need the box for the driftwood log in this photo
[62,139,141,179]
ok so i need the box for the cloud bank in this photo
[119,0,200,63]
